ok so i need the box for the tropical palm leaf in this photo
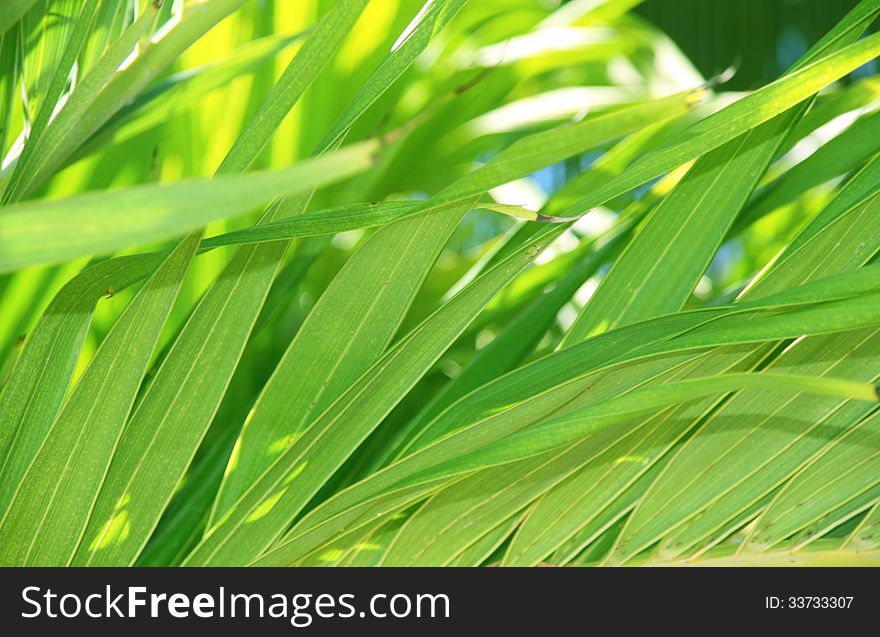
[0,0,879,568]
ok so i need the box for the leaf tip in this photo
[535,213,581,224]
[686,88,708,108]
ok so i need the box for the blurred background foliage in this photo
[639,0,872,89]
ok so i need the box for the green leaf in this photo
[506,159,880,566]
[0,141,379,273]
[433,92,697,209]
[496,3,880,564]
[70,0,374,567]
[5,0,250,200]
[741,110,880,229]
[217,0,370,175]
[0,255,160,514]
[253,268,880,566]
[12,1,102,168]
[378,343,880,566]
[0,234,198,566]
[611,329,880,564]
[2,1,164,201]
[0,0,40,38]
[3,0,880,570]
[387,223,631,465]
[315,0,471,152]
[845,499,880,550]
[779,150,880,256]
[560,31,880,218]
[209,198,478,523]
[208,90,692,531]
[198,199,590,251]
[562,110,799,343]
[200,201,441,249]
[0,31,19,159]
[70,31,307,165]
[742,409,880,553]
[184,224,567,566]
[561,0,880,342]
[601,190,880,564]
